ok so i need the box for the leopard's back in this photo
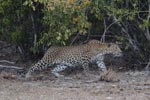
[42,45,89,65]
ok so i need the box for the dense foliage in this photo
[0,0,150,69]
[0,0,43,56]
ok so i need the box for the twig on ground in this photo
[0,65,24,70]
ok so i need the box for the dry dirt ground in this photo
[0,41,150,100]
[0,70,150,100]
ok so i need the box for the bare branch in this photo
[101,17,120,42]
[144,3,150,42]
[101,19,107,42]
[70,33,80,46]
[113,16,140,52]
[31,13,37,46]
[18,46,24,55]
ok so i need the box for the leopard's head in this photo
[88,40,122,57]
[105,43,122,57]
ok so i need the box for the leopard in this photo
[25,40,122,78]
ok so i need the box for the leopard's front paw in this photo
[25,72,32,79]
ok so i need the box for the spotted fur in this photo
[25,40,122,78]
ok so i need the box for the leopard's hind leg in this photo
[51,64,68,78]
[81,56,91,77]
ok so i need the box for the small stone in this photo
[106,97,113,100]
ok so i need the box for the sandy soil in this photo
[0,71,150,100]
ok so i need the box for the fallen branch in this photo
[0,60,15,64]
[0,64,24,70]
[0,65,26,79]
